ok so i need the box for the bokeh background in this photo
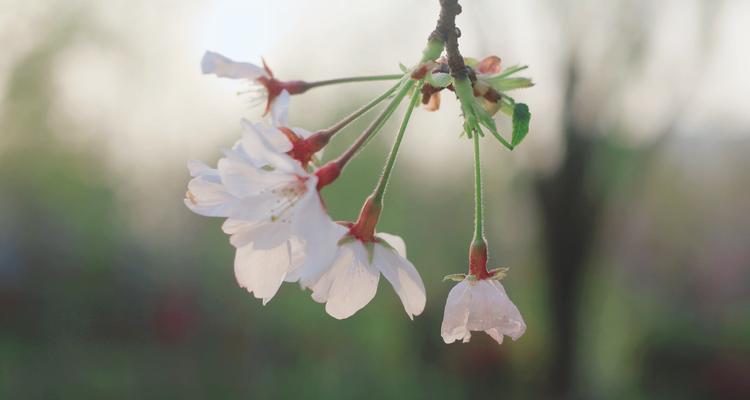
[2,0,749,399]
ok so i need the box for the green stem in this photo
[372,82,422,204]
[320,80,402,138]
[305,74,403,89]
[472,128,484,241]
[334,79,415,168]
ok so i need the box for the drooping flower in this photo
[440,277,526,345]
[440,239,526,345]
[301,197,426,320]
[440,269,526,344]
[184,119,333,304]
[201,50,309,117]
[304,227,426,320]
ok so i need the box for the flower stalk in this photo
[303,74,403,90]
[314,79,403,140]
[315,78,415,190]
[371,82,422,204]
[469,129,490,279]
[350,81,423,240]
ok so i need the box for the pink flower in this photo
[441,278,526,345]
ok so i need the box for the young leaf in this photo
[491,77,534,92]
[489,64,528,80]
[511,103,531,146]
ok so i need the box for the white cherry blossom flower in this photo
[184,119,332,304]
[304,229,426,320]
[441,278,526,345]
[201,51,307,117]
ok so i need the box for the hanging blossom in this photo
[201,50,309,117]
[440,242,526,345]
[441,276,526,345]
[299,79,428,320]
[184,119,334,304]
[186,0,535,348]
[302,198,426,320]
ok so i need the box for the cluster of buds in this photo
[186,1,532,346]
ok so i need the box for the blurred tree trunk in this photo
[534,61,603,399]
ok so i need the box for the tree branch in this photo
[430,0,468,79]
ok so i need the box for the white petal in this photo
[217,156,290,198]
[441,280,472,344]
[222,218,293,250]
[270,90,290,127]
[465,280,526,343]
[187,160,216,177]
[466,281,499,330]
[484,328,505,345]
[376,232,407,258]
[201,51,268,80]
[241,118,294,155]
[280,235,307,283]
[185,173,236,217]
[308,249,346,304]
[239,120,301,174]
[488,281,527,340]
[373,244,425,319]
[293,184,346,287]
[311,242,380,320]
[234,240,302,305]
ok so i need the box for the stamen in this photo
[260,178,308,223]
[186,190,197,205]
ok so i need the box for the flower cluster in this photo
[186,0,532,346]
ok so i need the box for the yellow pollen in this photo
[186,190,197,205]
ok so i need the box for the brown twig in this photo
[430,0,468,79]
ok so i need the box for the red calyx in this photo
[348,195,382,242]
[469,240,490,279]
[256,59,310,115]
[314,161,342,191]
[279,128,331,169]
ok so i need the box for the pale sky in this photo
[2,0,749,180]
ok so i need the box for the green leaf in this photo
[490,77,534,92]
[398,62,409,73]
[427,72,452,88]
[489,64,528,80]
[511,103,531,146]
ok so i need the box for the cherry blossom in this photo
[441,277,526,345]
[184,119,332,304]
[201,51,307,117]
[303,225,426,320]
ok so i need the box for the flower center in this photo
[264,176,308,223]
